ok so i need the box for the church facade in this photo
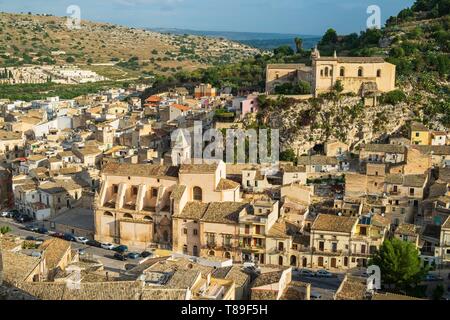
[266,48,396,99]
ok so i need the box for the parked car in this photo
[113,245,128,253]
[310,291,322,300]
[86,240,102,248]
[24,225,39,232]
[51,232,65,239]
[15,214,32,223]
[127,252,140,259]
[77,248,86,256]
[141,251,153,258]
[297,269,315,277]
[1,211,10,217]
[101,243,116,250]
[76,237,89,244]
[114,253,128,261]
[63,234,77,242]
[424,273,443,282]
[37,227,48,234]
[25,236,37,241]
[315,269,334,278]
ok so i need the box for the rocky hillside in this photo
[0,12,260,76]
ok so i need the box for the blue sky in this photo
[0,0,415,35]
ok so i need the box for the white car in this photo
[1,211,10,217]
[101,243,116,250]
[76,237,89,244]
[310,291,322,300]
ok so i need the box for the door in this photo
[302,257,307,267]
[318,256,324,267]
[331,258,337,268]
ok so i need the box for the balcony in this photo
[240,243,265,253]
[239,215,268,225]
[206,242,217,249]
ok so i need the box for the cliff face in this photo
[251,95,415,154]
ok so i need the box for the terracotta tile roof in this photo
[171,104,191,112]
[179,163,218,174]
[410,122,429,131]
[0,130,22,140]
[216,178,240,191]
[2,251,41,284]
[414,145,450,156]
[362,144,405,154]
[170,185,186,201]
[311,214,358,233]
[297,155,338,166]
[395,223,418,236]
[102,163,179,179]
[145,95,162,103]
[266,220,291,239]
[201,202,248,224]
[335,276,367,300]
[140,288,188,300]
[174,202,209,220]
[371,292,424,300]
[40,238,71,270]
[252,271,283,288]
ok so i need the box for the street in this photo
[0,217,141,272]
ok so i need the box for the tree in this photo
[333,80,344,94]
[321,28,338,45]
[66,56,75,63]
[294,37,303,53]
[273,45,294,56]
[370,238,428,291]
[280,149,297,163]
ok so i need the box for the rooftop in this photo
[311,214,358,233]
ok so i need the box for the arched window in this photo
[340,67,345,77]
[193,187,203,201]
[104,212,113,217]
[320,69,324,77]
[123,213,133,219]
[325,67,329,77]
[358,67,363,77]
[377,69,381,77]
[143,216,152,221]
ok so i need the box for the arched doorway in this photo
[224,252,231,259]
[193,245,198,256]
[163,230,169,242]
[344,256,348,267]
[209,250,215,256]
[290,255,297,266]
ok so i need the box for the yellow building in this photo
[265,48,396,99]
[410,122,431,145]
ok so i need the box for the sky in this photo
[0,0,415,35]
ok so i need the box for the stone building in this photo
[265,48,396,98]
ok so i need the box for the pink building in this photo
[239,95,259,119]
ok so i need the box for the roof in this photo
[49,208,94,232]
[362,144,405,154]
[267,63,307,70]
[311,214,358,233]
[201,202,248,224]
[212,266,250,287]
[145,95,162,103]
[171,104,191,112]
[174,202,209,220]
[413,145,450,156]
[371,292,424,300]
[0,130,22,140]
[216,178,240,191]
[102,163,179,179]
[266,220,291,239]
[38,180,82,194]
[395,223,418,236]
[442,216,450,229]
[179,163,218,174]
[297,155,338,166]
[2,250,41,284]
[140,288,188,300]
[421,224,441,240]
[252,271,284,288]
[385,174,427,187]
[40,238,71,270]
[315,56,386,63]
[335,276,367,300]
[411,122,429,132]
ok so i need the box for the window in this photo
[331,242,337,252]
[183,228,187,235]
[123,213,133,219]
[152,188,158,198]
[193,229,198,236]
[325,67,329,77]
[340,67,345,77]
[409,188,415,196]
[193,187,202,201]
[320,69,324,77]
[377,69,381,77]
[415,132,420,137]
[132,186,138,196]
[358,67,363,77]
[113,185,119,193]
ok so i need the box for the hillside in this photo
[0,12,261,77]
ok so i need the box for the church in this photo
[265,47,396,102]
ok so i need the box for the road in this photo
[0,217,143,273]
[292,270,344,300]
